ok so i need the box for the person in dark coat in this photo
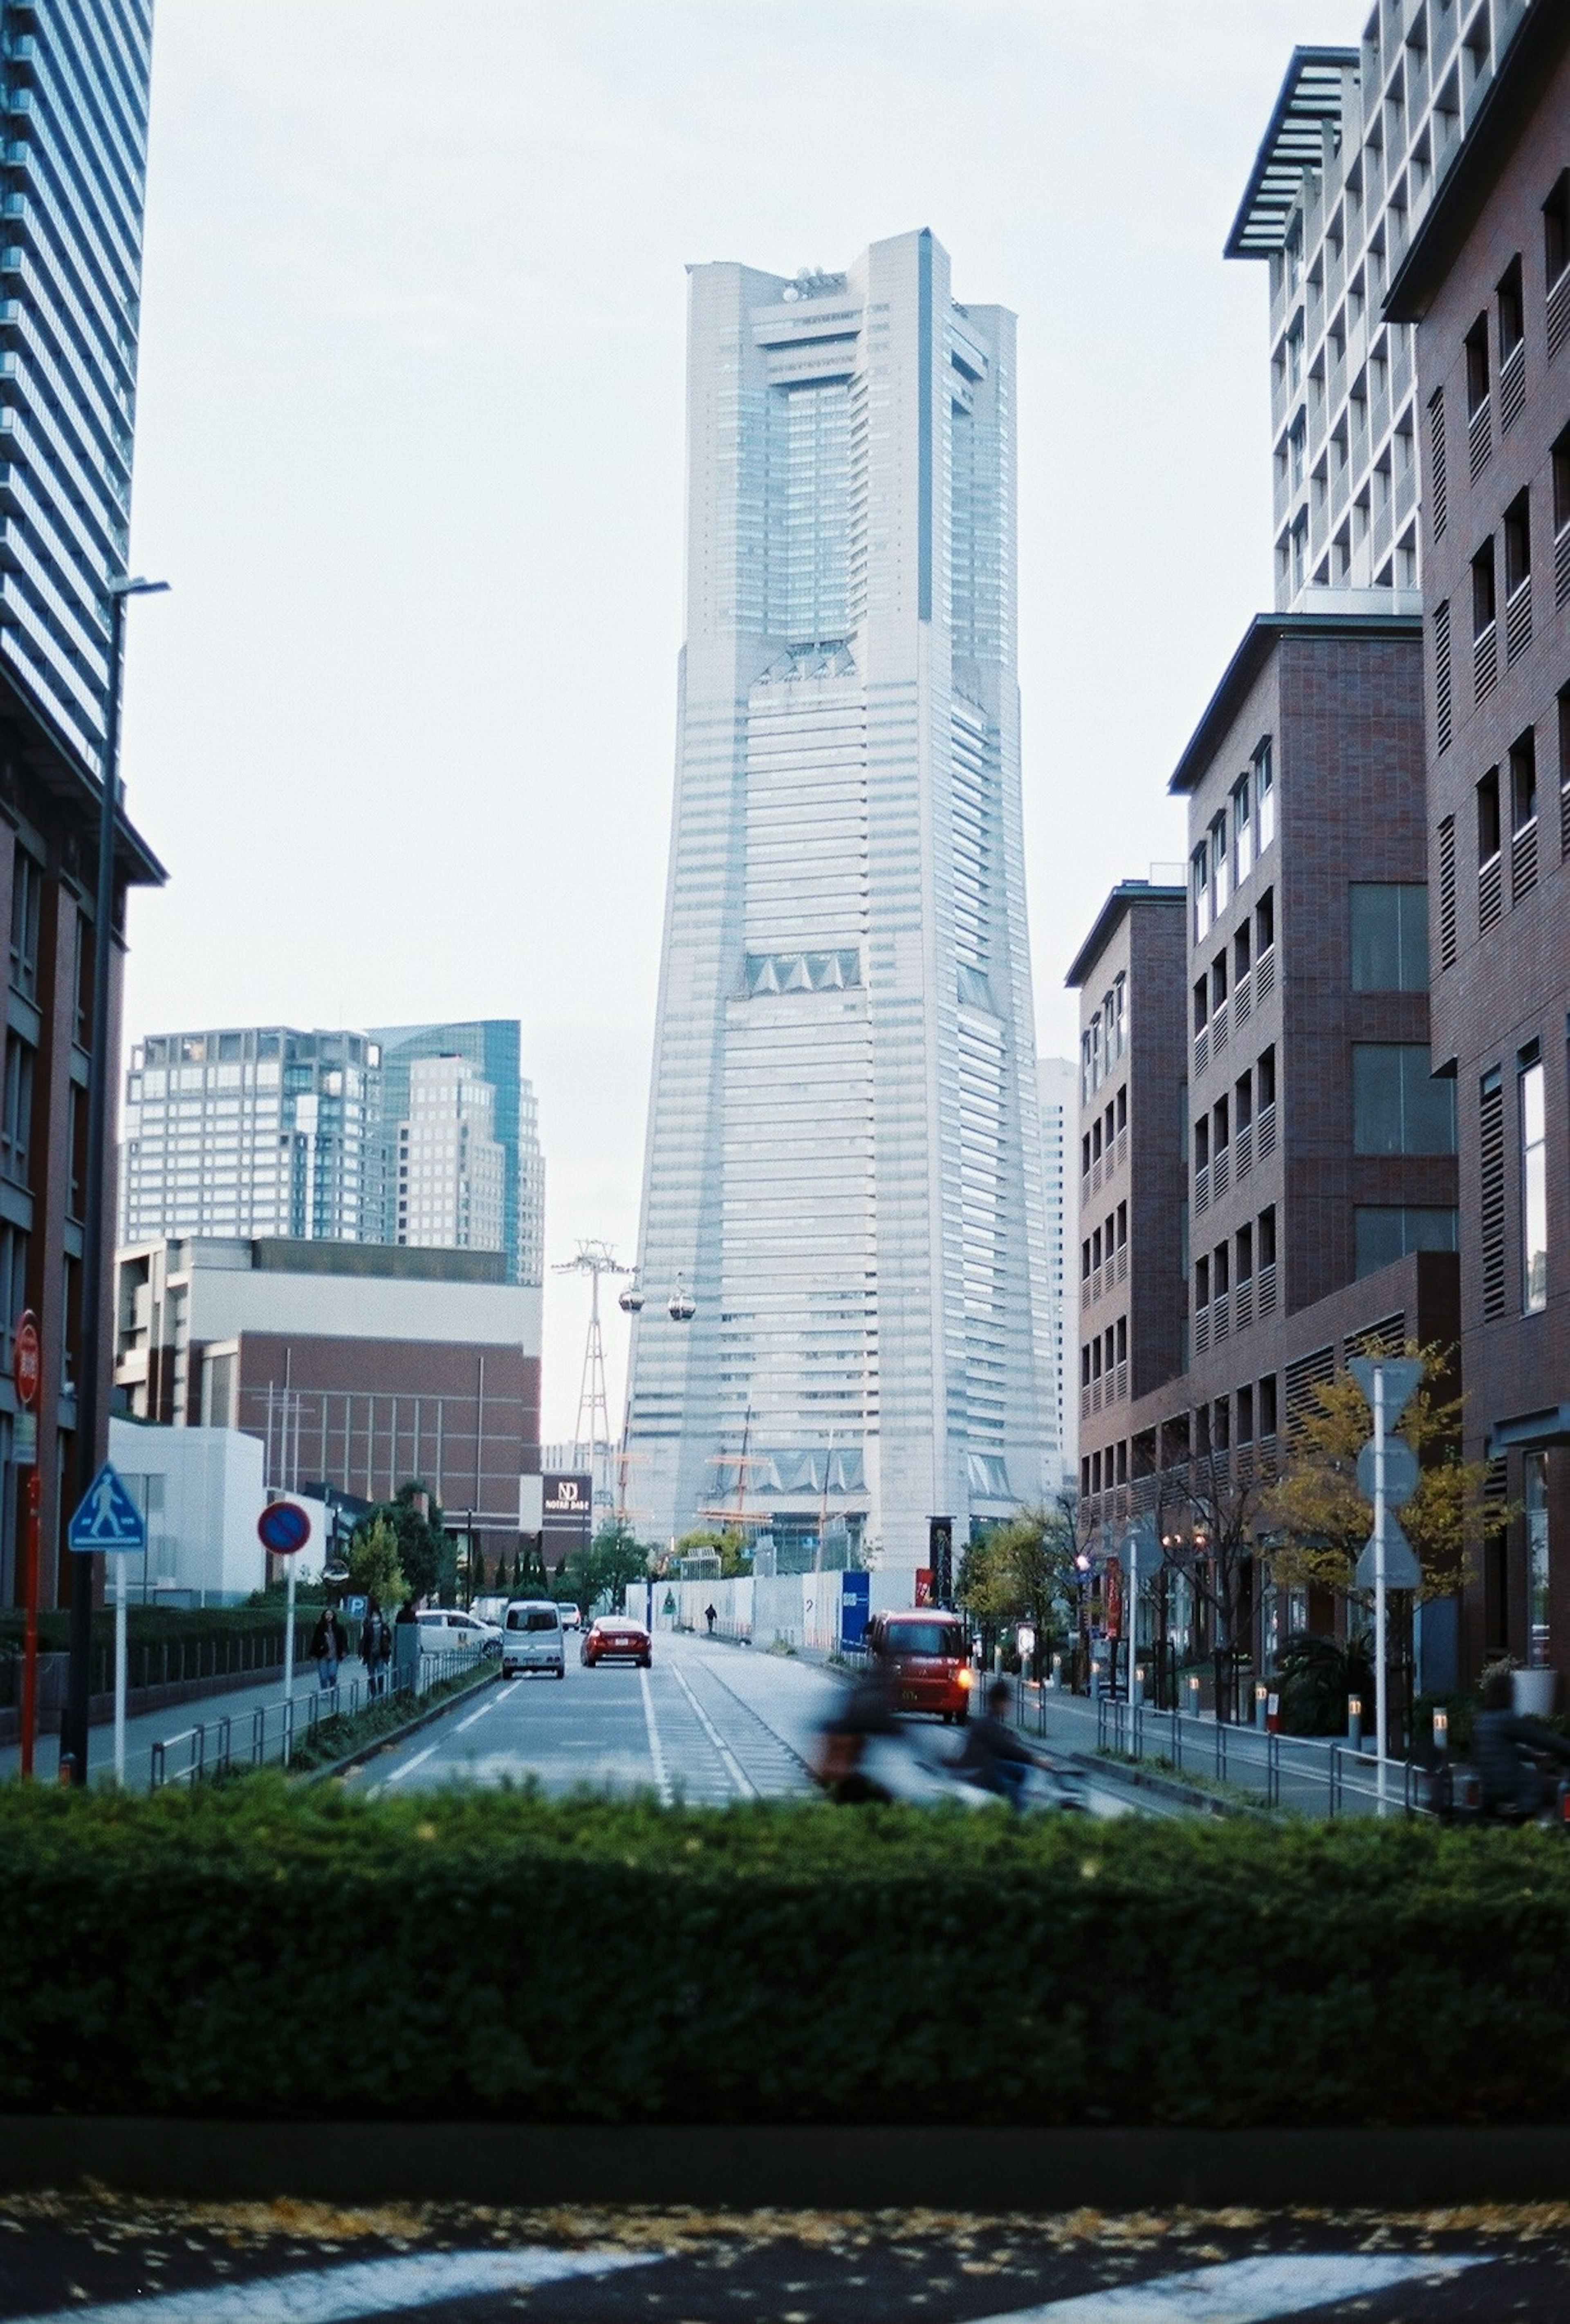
[360,1596,392,1698]
[1474,1666,1570,1815]
[958,1677,1036,1804]
[309,1604,347,1693]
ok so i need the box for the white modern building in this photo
[1038,1056,1078,1484]
[396,1055,506,1255]
[108,1417,269,1605]
[626,230,1057,1572]
[119,1028,380,1246]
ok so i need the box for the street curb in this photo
[1063,1747,1263,1820]
[303,1667,498,1784]
[5,2119,1570,2207]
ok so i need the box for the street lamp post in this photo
[61,576,168,1787]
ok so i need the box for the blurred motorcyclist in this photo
[1473,1667,1570,1818]
[814,1656,900,1802]
[957,1676,1037,1805]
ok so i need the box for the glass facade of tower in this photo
[371,1019,544,1287]
[0,0,153,772]
[628,230,1057,1569]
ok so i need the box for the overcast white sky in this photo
[118,0,1368,1444]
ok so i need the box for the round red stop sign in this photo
[13,1311,39,1410]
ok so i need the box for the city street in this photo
[0,2194,1565,2321]
[356,1631,1153,1815]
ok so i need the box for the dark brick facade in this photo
[1388,9,1570,1684]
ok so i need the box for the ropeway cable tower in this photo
[554,1241,635,1515]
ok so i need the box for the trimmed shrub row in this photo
[1,1789,1568,2125]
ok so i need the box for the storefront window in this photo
[1526,1452,1550,1669]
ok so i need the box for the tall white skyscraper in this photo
[396,1055,506,1256]
[626,229,1056,1571]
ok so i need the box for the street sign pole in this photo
[114,1538,128,1787]
[1374,1365,1388,1818]
[13,1309,39,1779]
[256,1499,313,1766]
[284,1554,297,1708]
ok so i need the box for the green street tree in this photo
[957,1499,1082,1676]
[346,1514,406,1610]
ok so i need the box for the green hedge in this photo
[1,1791,1568,2125]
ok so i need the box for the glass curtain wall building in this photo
[0,0,153,770]
[627,229,1057,1570]
[371,1020,544,1287]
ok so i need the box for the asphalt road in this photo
[0,2195,1565,2321]
[352,1630,1153,1814]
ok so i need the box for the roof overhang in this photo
[1169,610,1423,796]
[1225,47,1356,261]
[1386,0,1570,323]
[1065,881,1185,992]
[0,660,165,887]
[1490,1405,1570,1457]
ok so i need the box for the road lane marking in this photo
[384,1743,438,1783]
[455,1692,503,1732]
[669,1657,757,1797]
[971,2249,1485,2322]
[7,2244,659,2323]
[689,1648,817,1774]
[639,1664,672,1804]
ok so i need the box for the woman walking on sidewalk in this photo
[360,1596,392,1699]
[309,1603,347,1693]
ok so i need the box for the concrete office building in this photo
[0,3,164,1609]
[119,1027,379,1246]
[1038,1056,1079,1481]
[108,1416,268,1604]
[395,1054,506,1257]
[114,1236,542,1567]
[372,1020,544,1287]
[626,230,1057,1569]
[1385,0,1570,1687]
[1229,4,1535,612]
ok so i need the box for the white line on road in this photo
[7,2243,659,2324]
[669,1656,757,1797]
[455,1691,503,1732]
[639,1664,672,1804]
[970,2249,1484,2323]
[383,1743,438,1783]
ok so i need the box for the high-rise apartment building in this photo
[627,230,1056,1569]
[1229,4,1534,612]
[396,1054,505,1257]
[0,2,154,773]
[119,1028,380,1247]
[1385,0,1570,1684]
[372,1020,543,1287]
[1038,1057,1078,1480]
[0,1,163,1614]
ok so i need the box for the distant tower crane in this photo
[554,1240,635,1514]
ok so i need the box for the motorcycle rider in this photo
[958,1676,1038,1805]
[1473,1666,1570,1818]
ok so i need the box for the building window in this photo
[1526,1452,1551,1668]
[9,847,40,1004]
[1521,1049,1548,1314]
[1237,1384,1254,1444]
[1194,1255,1209,1312]
[1497,254,1525,369]
[1255,740,1275,851]
[1354,1206,1460,1277]
[1510,729,1539,899]
[1465,312,1490,417]
[1260,1374,1278,1439]
[1233,771,1253,884]
[1191,842,1210,942]
[1477,766,1503,932]
[1433,598,1453,753]
[1352,1044,1456,1156]
[1553,426,1570,612]
[1255,886,1274,957]
[1350,883,1429,990]
[1503,489,1532,659]
[1480,1067,1506,1319]
[1546,169,1570,295]
[1428,387,1448,540]
[0,1035,33,1190]
[1258,1044,1276,1110]
[1210,810,1229,915]
[1234,918,1251,984]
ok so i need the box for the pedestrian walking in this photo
[360,1595,392,1699]
[309,1603,347,1694]
[705,1602,718,1635]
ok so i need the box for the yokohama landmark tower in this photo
[628,230,1057,1571]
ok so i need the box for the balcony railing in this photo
[1506,575,1532,664]
[1194,1163,1209,1216]
[1469,394,1492,480]
[1474,620,1498,703]
[1193,1024,1209,1078]
[1512,816,1538,903]
[1258,1259,1278,1316]
[1256,1100,1278,1162]
[1255,943,1276,1002]
[1478,849,1503,934]
[1499,338,1525,434]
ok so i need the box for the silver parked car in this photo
[501,1598,566,1679]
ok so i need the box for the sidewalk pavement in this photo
[0,1665,368,1793]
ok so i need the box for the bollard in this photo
[1432,1705,1449,1757]
[1254,1681,1269,1730]
[1050,1652,1062,1690]
[1134,1663,1147,1707]
[1347,1693,1363,1753]
[1186,1672,1201,1717]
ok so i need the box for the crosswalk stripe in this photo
[970,2249,1485,2323]
[5,2243,658,2324]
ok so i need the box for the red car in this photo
[581,1616,653,1669]
[867,1609,974,1721]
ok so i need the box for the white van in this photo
[501,1598,566,1679]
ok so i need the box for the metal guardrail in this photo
[1018,1678,1436,1819]
[148,1647,486,1791]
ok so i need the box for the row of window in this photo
[1191,742,1275,943]
[1081,1200,1127,1286]
[1080,970,1126,1103]
[1079,1082,1126,1183]
[1193,888,1276,1033]
[1080,1315,1127,1388]
[1478,1042,1551,1322]
[1081,1369,1283,1500]
[1194,1046,1276,1177]
[1194,1206,1277,1315]
[1436,694,1570,964]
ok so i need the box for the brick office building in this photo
[1067,881,1187,1506]
[1386,1,1570,1687]
[1074,612,1463,1692]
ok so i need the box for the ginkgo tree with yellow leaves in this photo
[1260,1339,1503,1605]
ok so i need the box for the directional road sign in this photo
[1356,1517,1422,1592]
[67,1462,147,1555]
[257,1499,312,1557]
[1356,1436,1420,1506]
[12,1309,39,1409]
[1348,1356,1425,1422]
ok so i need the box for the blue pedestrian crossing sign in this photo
[68,1462,147,1554]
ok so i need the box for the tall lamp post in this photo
[61,575,168,1786]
